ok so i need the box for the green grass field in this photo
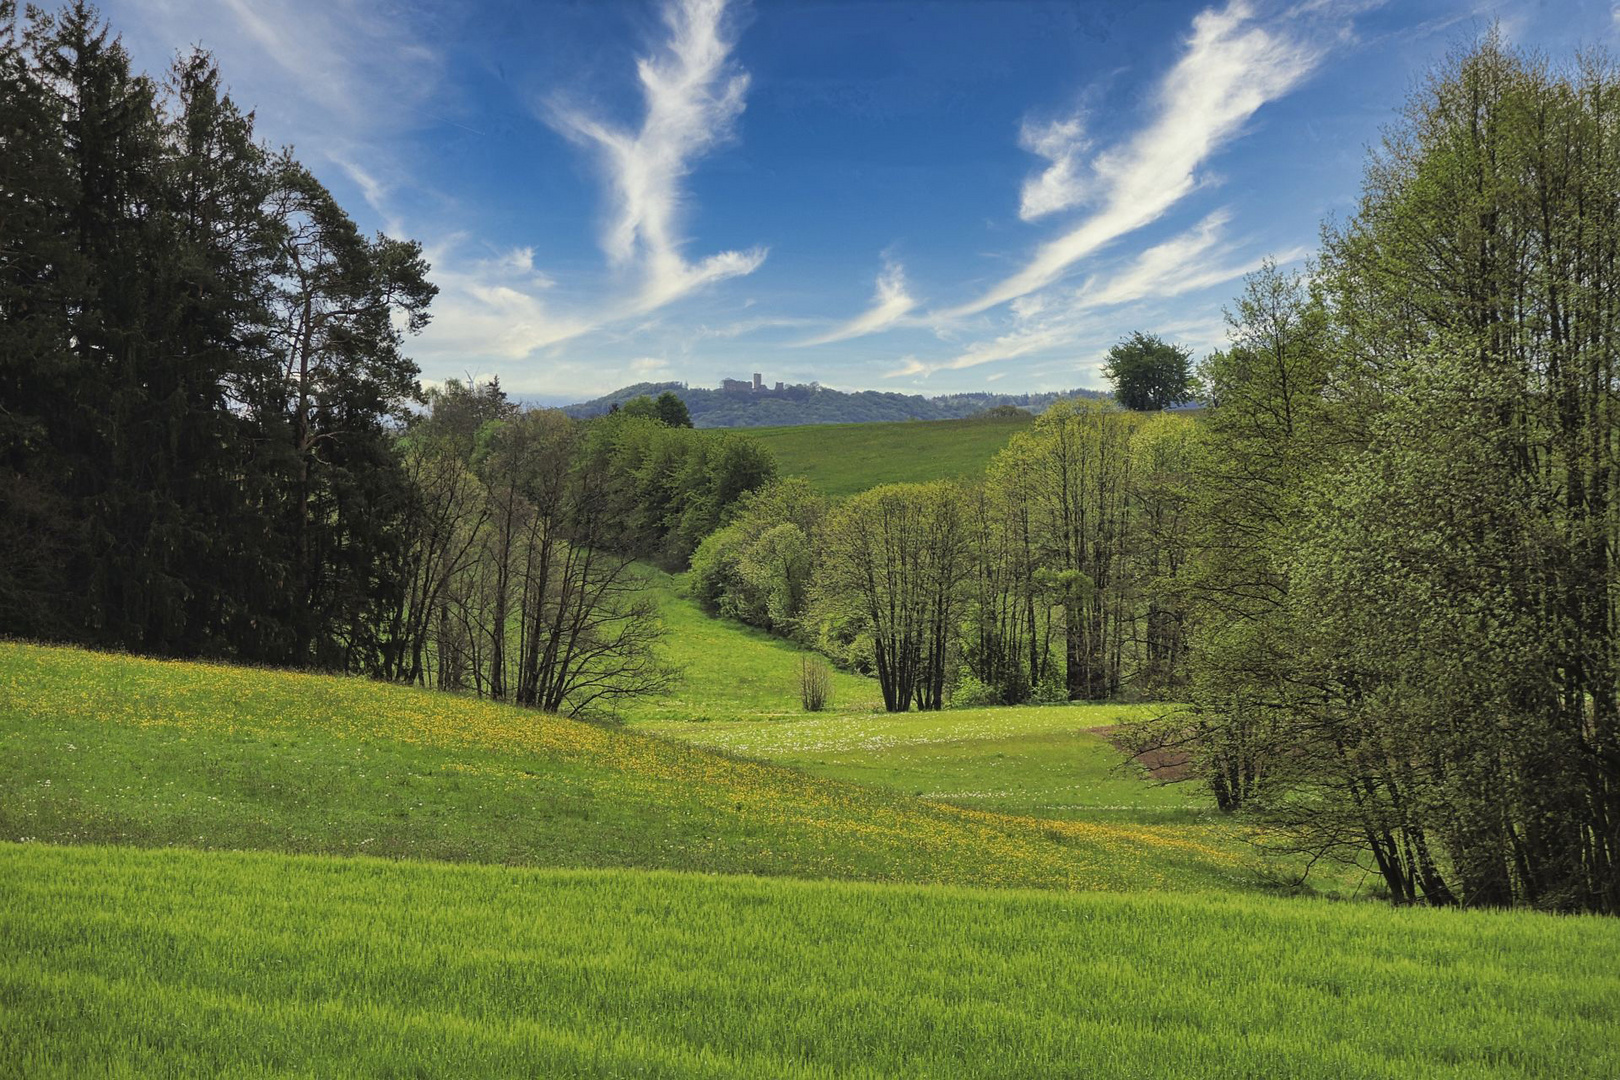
[745,414,1032,497]
[626,571,1186,821]
[640,702,1206,824]
[7,600,1620,1077]
[629,572,1288,884]
[0,641,1249,892]
[623,568,884,721]
[6,842,1618,1079]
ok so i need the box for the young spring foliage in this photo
[1144,36,1620,913]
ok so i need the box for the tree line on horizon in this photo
[560,380,1108,428]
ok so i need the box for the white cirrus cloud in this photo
[547,0,766,313]
[934,322,1079,373]
[414,0,771,376]
[945,0,1324,318]
[883,357,930,379]
[1018,115,1092,222]
[1073,209,1302,310]
[905,213,1306,378]
[800,257,918,346]
[416,258,595,364]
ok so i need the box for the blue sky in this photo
[110,0,1620,401]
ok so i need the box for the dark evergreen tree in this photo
[0,3,436,668]
[259,156,436,667]
[0,0,84,638]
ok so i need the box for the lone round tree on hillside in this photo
[1101,332,1192,411]
[656,391,693,428]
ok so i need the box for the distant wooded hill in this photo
[556,381,1106,428]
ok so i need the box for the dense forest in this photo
[560,381,1106,427]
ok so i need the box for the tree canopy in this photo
[1124,35,1620,914]
[1101,332,1193,411]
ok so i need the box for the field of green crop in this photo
[7,842,1618,1079]
[745,414,1032,497]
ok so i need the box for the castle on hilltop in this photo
[720,373,786,395]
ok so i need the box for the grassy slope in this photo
[0,642,1246,892]
[630,571,1200,821]
[623,568,884,721]
[6,843,1619,1080]
[7,635,1620,1077]
[640,703,1207,824]
[745,414,1032,497]
[628,571,1360,890]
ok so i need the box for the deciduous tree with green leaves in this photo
[1145,36,1620,914]
[816,481,970,712]
[1101,332,1193,411]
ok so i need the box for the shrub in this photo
[799,658,833,712]
[950,672,998,708]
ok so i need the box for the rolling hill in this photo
[0,641,1243,892]
[558,380,1105,428]
[741,413,1035,496]
[5,636,1619,1077]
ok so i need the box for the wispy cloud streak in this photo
[547,0,766,311]
[900,212,1299,378]
[1073,209,1298,309]
[799,256,917,345]
[946,0,1321,317]
[417,0,767,375]
[1018,116,1091,222]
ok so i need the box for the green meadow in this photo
[626,574,1357,897]
[640,702,1204,824]
[743,413,1033,496]
[6,843,1618,1079]
[0,641,1248,892]
[4,582,1618,1076]
[622,568,884,721]
[631,573,1194,819]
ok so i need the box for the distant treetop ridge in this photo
[558,380,1106,428]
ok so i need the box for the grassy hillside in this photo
[7,842,1619,1079]
[625,572,1351,889]
[623,568,884,721]
[7,638,1620,1077]
[745,414,1033,497]
[0,642,1247,892]
[641,703,1207,824]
